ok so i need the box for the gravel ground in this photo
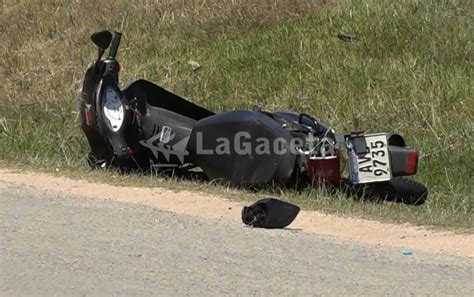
[0,181,472,296]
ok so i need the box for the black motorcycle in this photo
[78,30,427,205]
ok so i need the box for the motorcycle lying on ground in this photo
[78,30,428,207]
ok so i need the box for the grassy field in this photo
[0,0,472,229]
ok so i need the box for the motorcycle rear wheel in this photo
[365,177,428,205]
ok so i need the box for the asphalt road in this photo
[0,181,472,296]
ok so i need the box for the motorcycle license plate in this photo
[347,133,391,184]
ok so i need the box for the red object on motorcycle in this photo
[406,151,418,175]
[307,156,341,185]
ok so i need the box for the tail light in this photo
[307,156,341,185]
[406,151,418,175]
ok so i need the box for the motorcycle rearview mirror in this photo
[108,31,122,60]
[90,30,113,51]
[90,30,113,67]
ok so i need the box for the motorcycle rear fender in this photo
[386,133,417,176]
[388,133,406,147]
[388,145,418,176]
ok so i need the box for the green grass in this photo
[0,0,472,229]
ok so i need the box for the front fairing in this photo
[78,62,101,106]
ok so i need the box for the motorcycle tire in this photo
[366,177,428,205]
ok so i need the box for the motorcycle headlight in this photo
[102,86,124,132]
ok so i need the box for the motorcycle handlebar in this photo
[108,31,122,59]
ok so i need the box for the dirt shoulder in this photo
[1,169,472,257]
